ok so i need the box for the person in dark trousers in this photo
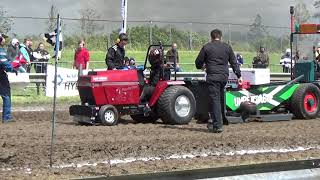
[0,33,17,123]
[106,33,128,70]
[195,29,242,133]
[26,40,34,73]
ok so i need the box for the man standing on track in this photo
[195,29,242,133]
[0,33,17,123]
[106,33,128,70]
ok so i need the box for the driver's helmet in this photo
[148,48,163,67]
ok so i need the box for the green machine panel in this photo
[294,60,315,82]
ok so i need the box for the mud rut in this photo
[1,110,320,179]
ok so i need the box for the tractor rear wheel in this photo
[158,86,196,125]
[99,105,119,126]
[290,83,320,119]
[130,114,159,123]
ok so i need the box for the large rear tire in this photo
[158,86,196,125]
[290,83,320,119]
[130,114,159,123]
[99,105,119,126]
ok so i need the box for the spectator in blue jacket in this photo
[0,33,17,123]
[235,52,244,66]
[19,38,31,72]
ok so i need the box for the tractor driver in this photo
[106,33,129,70]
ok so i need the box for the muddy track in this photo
[1,111,320,179]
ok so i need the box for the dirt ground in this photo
[1,109,320,179]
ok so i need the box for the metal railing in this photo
[22,61,291,95]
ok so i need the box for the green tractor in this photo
[189,6,320,123]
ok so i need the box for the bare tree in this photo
[79,8,103,36]
[47,5,58,32]
[248,14,268,40]
[0,7,13,33]
[294,0,310,24]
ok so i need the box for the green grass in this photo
[10,88,80,106]
[57,50,283,72]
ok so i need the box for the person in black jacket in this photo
[195,29,242,133]
[33,42,50,73]
[7,38,20,62]
[106,33,128,70]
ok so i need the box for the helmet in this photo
[118,33,128,41]
[129,57,135,66]
[148,48,163,67]
[11,38,19,46]
[285,48,291,54]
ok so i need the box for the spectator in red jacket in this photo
[73,40,90,70]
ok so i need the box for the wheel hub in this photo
[104,110,115,123]
[304,92,317,113]
[175,95,191,117]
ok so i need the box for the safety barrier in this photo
[26,72,291,95]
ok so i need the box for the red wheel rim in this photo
[304,92,317,113]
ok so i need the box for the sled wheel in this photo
[158,86,196,125]
[99,105,119,126]
[130,114,159,123]
[291,84,320,119]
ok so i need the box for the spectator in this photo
[235,52,244,66]
[33,42,50,73]
[73,40,90,70]
[252,46,269,68]
[26,40,34,73]
[280,48,292,73]
[19,38,31,72]
[166,43,182,72]
[0,33,17,123]
[7,38,19,62]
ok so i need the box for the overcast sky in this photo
[0,0,317,35]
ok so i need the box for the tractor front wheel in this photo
[158,86,196,125]
[291,84,320,119]
[99,105,119,126]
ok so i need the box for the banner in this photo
[46,65,79,97]
[8,73,30,89]
[120,0,128,34]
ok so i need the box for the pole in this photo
[50,14,61,168]
[189,23,193,51]
[290,6,294,80]
[120,0,128,34]
[149,21,153,45]
[228,24,231,45]
[169,24,172,44]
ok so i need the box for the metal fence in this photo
[5,16,291,52]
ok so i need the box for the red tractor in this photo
[69,43,196,126]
